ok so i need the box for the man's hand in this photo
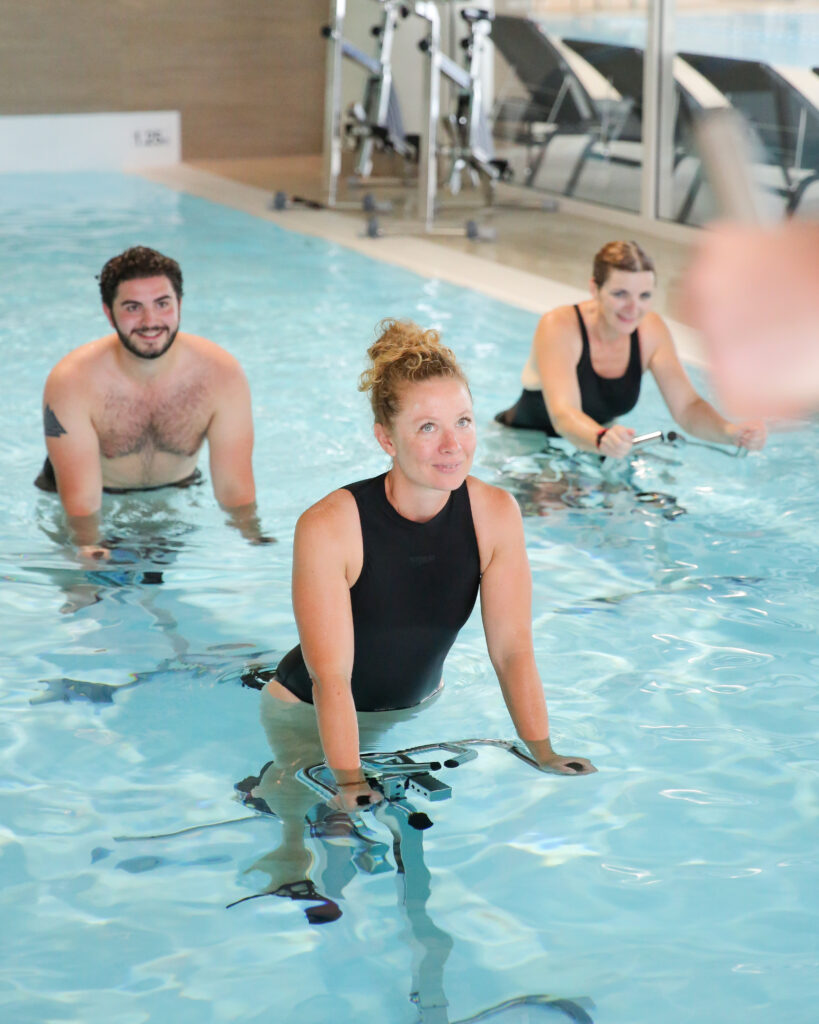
[67,511,104,553]
[77,545,111,562]
[224,502,275,545]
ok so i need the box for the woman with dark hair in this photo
[495,241,766,458]
[262,319,595,812]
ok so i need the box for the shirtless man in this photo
[36,246,267,553]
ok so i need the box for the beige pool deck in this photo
[139,154,706,365]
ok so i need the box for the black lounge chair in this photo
[490,16,604,192]
[491,19,704,211]
[560,37,729,219]
[679,52,819,213]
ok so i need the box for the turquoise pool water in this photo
[1,173,817,1024]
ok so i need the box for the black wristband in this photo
[595,427,608,449]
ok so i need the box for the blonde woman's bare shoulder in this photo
[297,486,359,535]
[466,478,524,565]
[294,487,362,575]
[466,476,522,522]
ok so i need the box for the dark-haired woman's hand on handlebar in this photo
[597,424,635,458]
[726,420,767,452]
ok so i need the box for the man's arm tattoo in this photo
[44,404,67,438]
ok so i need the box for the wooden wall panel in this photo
[0,0,327,158]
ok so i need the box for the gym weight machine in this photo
[321,0,505,231]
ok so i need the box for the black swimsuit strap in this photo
[573,304,641,378]
[573,303,590,365]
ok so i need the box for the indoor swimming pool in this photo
[1,173,817,1024]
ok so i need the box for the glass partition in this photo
[491,1,819,226]
[491,1,649,214]
[670,2,819,225]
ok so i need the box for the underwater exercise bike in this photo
[298,739,595,1023]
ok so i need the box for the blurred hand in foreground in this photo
[684,220,819,420]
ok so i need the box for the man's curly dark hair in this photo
[98,246,183,307]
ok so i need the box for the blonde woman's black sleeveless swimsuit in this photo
[274,474,481,712]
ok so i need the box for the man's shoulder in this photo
[181,333,246,379]
[182,332,238,362]
[45,336,116,389]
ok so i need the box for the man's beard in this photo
[114,322,179,360]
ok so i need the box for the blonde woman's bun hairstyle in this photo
[358,319,469,425]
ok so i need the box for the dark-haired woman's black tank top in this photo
[495,305,643,436]
[274,473,481,712]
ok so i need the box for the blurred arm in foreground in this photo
[685,219,819,420]
[685,111,819,420]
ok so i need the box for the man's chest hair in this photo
[95,379,211,458]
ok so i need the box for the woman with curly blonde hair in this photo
[264,318,594,810]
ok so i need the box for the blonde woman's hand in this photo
[328,779,384,813]
[537,753,597,776]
